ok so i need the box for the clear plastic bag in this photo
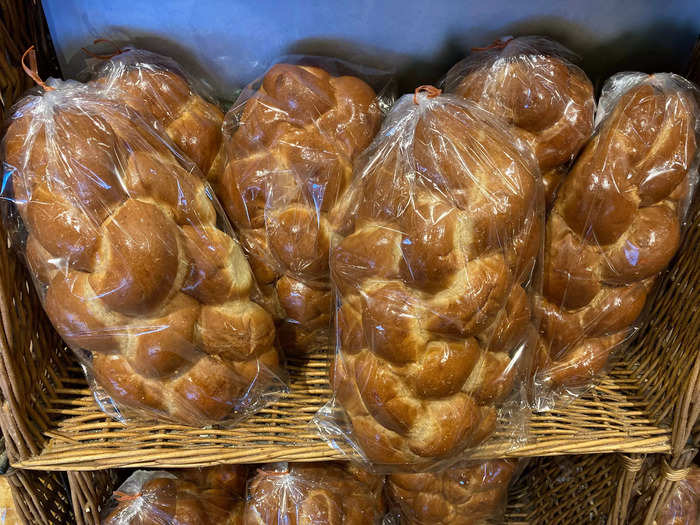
[532,73,700,409]
[243,462,385,524]
[85,46,227,182]
[1,73,286,426]
[443,36,595,210]
[217,57,394,356]
[314,86,543,468]
[102,465,248,525]
[653,465,700,525]
[385,459,521,525]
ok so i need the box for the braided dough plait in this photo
[536,74,698,391]
[327,92,541,465]
[3,80,281,425]
[218,63,382,356]
[387,460,517,525]
[446,37,594,205]
[103,465,248,525]
[243,462,385,525]
[90,48,226,181]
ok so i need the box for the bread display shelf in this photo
[1,191,696,473]
[6,350,668,470]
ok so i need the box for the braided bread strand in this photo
[218,63,383,356]
[446,37,595,208]
[387,460,517,525]
[326,92,542,465]
[536,74,699,393]
[3,81,281,425]
[90,48,226,181]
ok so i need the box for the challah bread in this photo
[535,73,698,394]
[89,48,226,181]
[102,465,248,525]
[243,462,385,525]
[325,89,541,465]
[2,78,282,425]
[445,36,594,204]
[387,460,518,525]
[218,62,383,356]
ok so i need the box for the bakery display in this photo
[321,87,541,465]
[445,36,595,208]
[89,48,226,181]
[102,465,248,525]
[217,61,385,355]
[244,462,385,525]
[387,460,518,524]
[2,76,283,425]
[534,73,698,399]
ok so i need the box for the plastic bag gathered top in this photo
[102,465,248,525]
[244,462,385,525]
[218,60,388,356]
[2,78,284,425]
[88,47,226,181]
[318,89,543,466]
[535,73,699,402]
[444,36,595,207]
[386,460,519,525]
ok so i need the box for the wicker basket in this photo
[1,0,699,474]
[504,454,639,524]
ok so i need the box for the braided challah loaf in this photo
[102,465,248,525]
[90,48,226,181]
[536,73,698,394]
[387,460,517,525]
[217,62,383,356]
[325,89,541,465]
[3,79,282,425]
[445,36,594,208]
[244,462,385,525]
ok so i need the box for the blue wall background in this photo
[42,0,700,100]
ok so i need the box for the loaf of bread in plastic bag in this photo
[2,78,284,425]
[102,465,248,524]
[217,59,388,356]
[316,87,542,466]
[244,462,385,524]
[534,73,698,402]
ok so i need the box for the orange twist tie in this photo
[113,491,141,503]
[413,85,442,104]
[471,37,514,52]
[21,46,54,91]
[81,38,124,60]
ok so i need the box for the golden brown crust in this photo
[243,462,384,525]
[453,53,594,173]
[8,87,280,425]
[387,460,517,525]
[330,95,540,464]
[218,63,382,356]
[538,77,698,387]
[103,465,247,525]
[93,63,225,180]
